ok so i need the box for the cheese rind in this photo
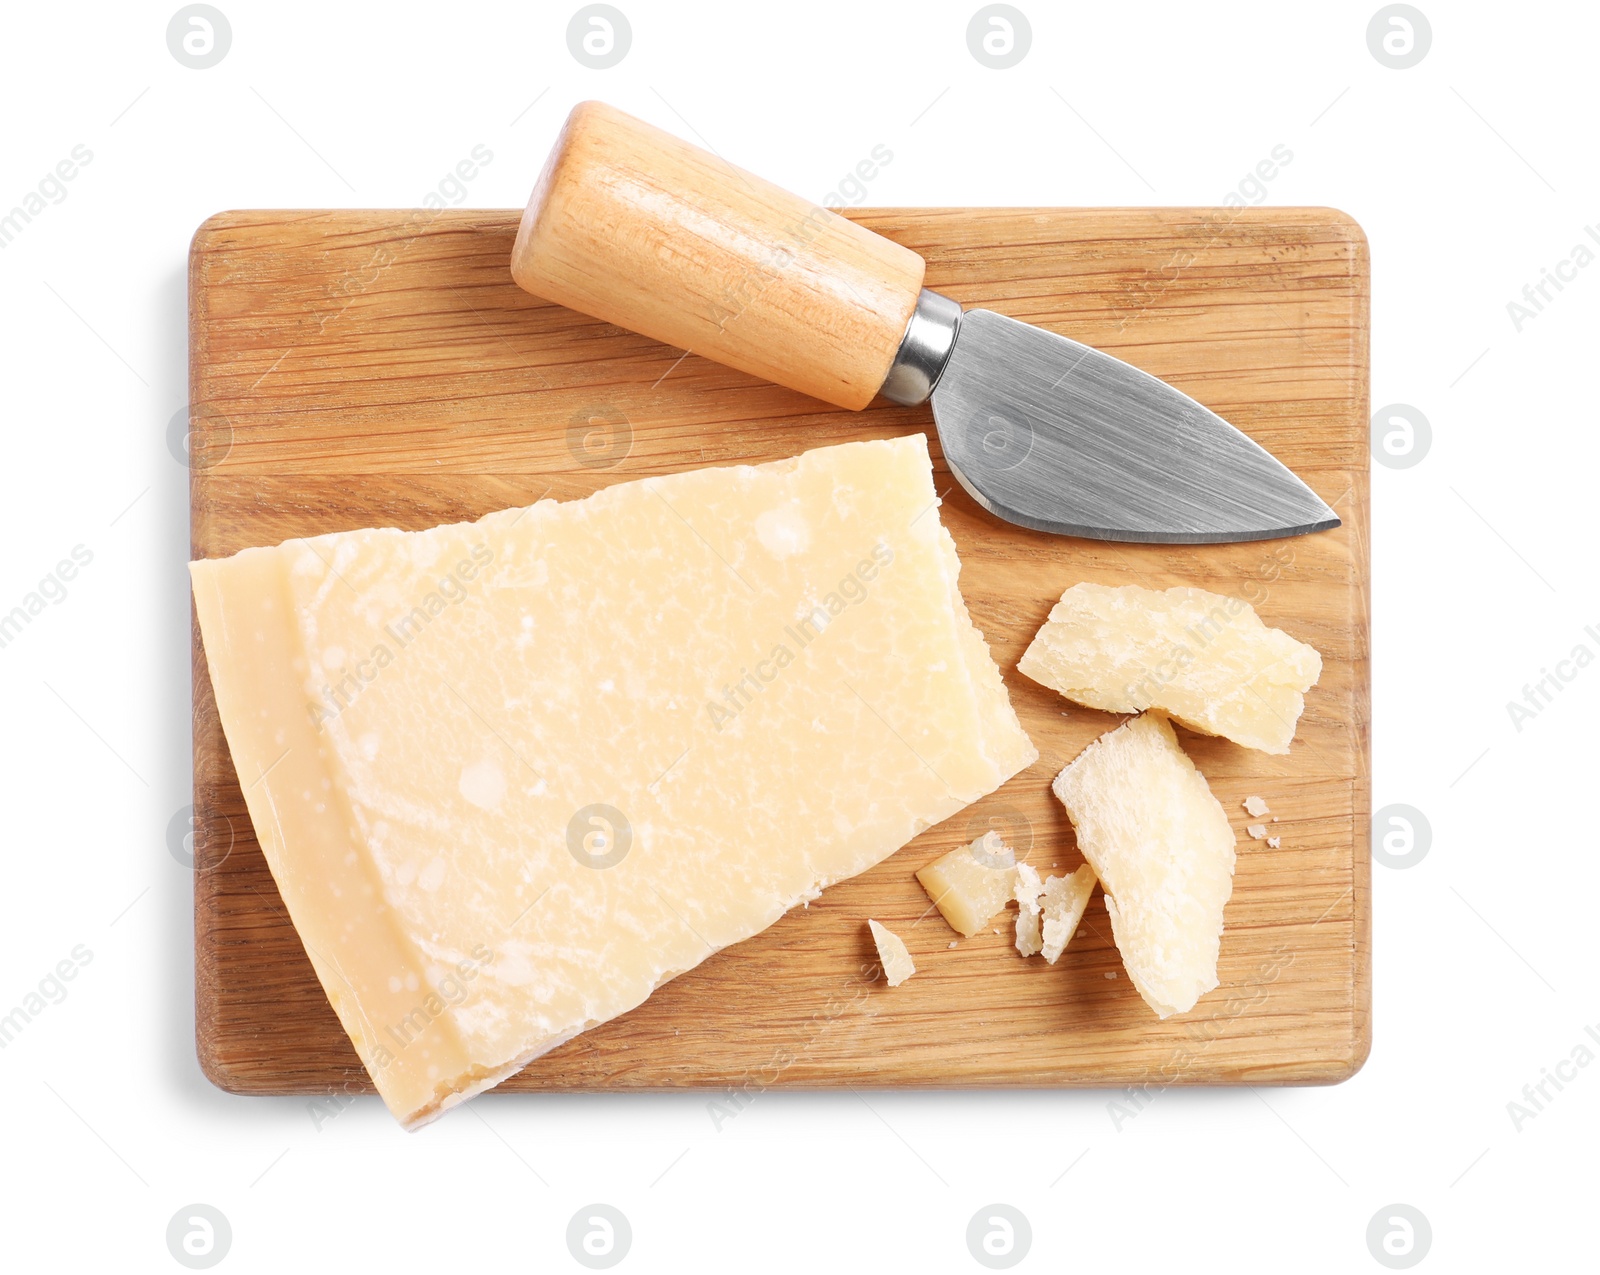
[868,920,916,987]
[190,435,1036,1126]
[1017,582,1322,754]
[915,831,1018,937]
[1039,865,1096,964]
[1050,713,1236,1017]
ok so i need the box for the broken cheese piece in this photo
[1039,865,1097,964]
[1018,582,1322,754]
[190,435,1036,1127]
[1243,795,1270,818]
[916,831,1018,937]
[1013,863,1044,957]
[868,920,916,987]
[1051,713,1236,1017]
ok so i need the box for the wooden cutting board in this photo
[189,207,1370,1095]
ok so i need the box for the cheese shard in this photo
[1017,582,1322,754]
[189,435,1036,1127]
[1051,713,1236,1017]
[1013,863,1044,956]
[868,921,916,987]
[915,831,1018,937]
[1039,865,1097,964]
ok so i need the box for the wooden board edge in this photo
[189,213,240,1092]
[189,218,211,1087]
[1347,211,1374,1082]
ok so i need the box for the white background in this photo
[1,0,1594,1270]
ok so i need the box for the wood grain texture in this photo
[510,101,924,410]
[190,206,1370,1097]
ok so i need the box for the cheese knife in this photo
[510,101,1339,544]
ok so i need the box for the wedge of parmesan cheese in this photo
[868,920,916,987]
[1051,713,1236,1017]
[190,435,1036,1127]
[1013,863,1044,957]
[916,831,1018,937]
[1039,865,1096,964]
[1018,582,1322,754]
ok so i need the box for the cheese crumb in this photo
[1013,863,1044,957]
[1247,823,1268,840]
[1267,836,1281,848]
[868,920,916,987]
[916,832,1018,936]
[1039,865,1097,963]
[1243,795,1270,817]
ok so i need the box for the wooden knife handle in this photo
[510,101,926,411]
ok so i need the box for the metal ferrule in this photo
[878,288,962,406]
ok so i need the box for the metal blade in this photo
[929,310,1340,543]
